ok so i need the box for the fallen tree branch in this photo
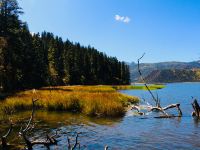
[163,103,182,117]
[150,103,182,117]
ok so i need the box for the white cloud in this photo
[123,17,131,23]
[115,15,131,23]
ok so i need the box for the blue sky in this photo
[18,0,200,63]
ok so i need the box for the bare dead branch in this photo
[18,99,58,149]
[22,99,38,133]
[105,145,109,150]
[137,53,160,106]
[67,136,72,149]
[67,132,81,150]
[72,132,80,150]
[1,120,13,148]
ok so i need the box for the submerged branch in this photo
[192,99,200,118]
[1,120,13,148]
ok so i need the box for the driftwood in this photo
[150,103,182,117]
[131,103,182,118]
[18,99,59,150]
[18,99,86,150]
[192,99,200,118]
[136,54,182,118]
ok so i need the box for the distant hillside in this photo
[144,69,200,83]
[129,61,200,82]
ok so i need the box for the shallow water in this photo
[1,83,200,149]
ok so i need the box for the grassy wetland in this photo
[0,85,164,117]
[0,86,136,117]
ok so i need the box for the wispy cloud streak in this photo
[115,15,131,23]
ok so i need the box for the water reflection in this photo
[0,111,122,149]
[193,117,200,127]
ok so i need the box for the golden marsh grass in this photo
[0,85,139,117]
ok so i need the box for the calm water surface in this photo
[1,83,200,150]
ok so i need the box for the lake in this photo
[1,82,200,149]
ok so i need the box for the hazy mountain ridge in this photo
[130,60,200,82]
[144,69,200,83]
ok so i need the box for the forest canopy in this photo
[0,0,130,92]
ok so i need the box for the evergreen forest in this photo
[0,0,130,92]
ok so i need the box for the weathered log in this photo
[163,103,182,117]
[149,106,169,116]
[131,103,182,118]
[150,103,182,117]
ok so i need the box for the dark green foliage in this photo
[0,0,130,92]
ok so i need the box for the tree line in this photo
[0,0,130,92]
